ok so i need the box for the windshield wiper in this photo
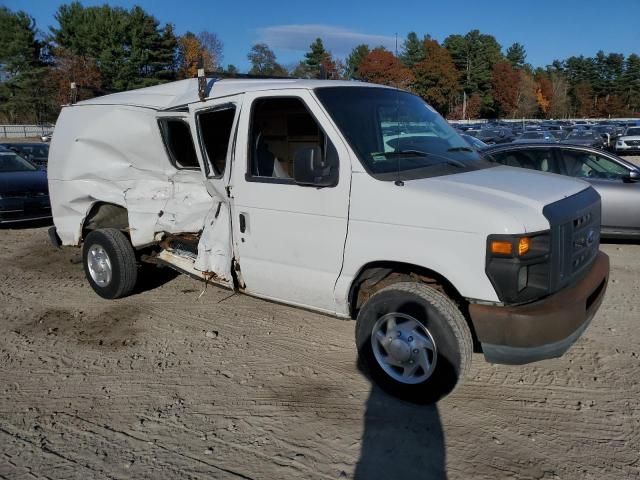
[447,146,473,152]
[374,149,430,157]
[373,150,468,169]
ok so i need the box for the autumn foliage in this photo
[412,40,459,114]
[358,49,414,89]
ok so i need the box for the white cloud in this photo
[256,24,397,56]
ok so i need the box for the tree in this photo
[346,44,370,79]
[573,81,595,117]
[177,32,208,78]
[198,31,223,71]
[0,7,47,122]
[622,54,640,114]
[506,42,527,70]
[400,32,425,67]
[358,48,414,89]
[514,71,538,118]
[50,2,178,90]
[491,61,520,117]
[412,39,459,114]
[303,38,339,78]
[534,72,553,116]
[247,43,287,76]
[48,47,102,105]
[225,64,238,75]
[548,71,569,119]
[444,30,503,115]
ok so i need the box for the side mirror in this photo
[293,146,337,187]
[624,170,640,183]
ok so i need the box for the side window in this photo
[158,119,199,170]
[248,97,337,182]
[197,106,236,177]
[560,150,629,179]
[491,149,554,172]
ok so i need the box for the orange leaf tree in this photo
[412,39,460,115]
[491,61,520,117]
[358,49,414,90]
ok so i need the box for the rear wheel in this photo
[83,228,138,299]
[356,282,472,403]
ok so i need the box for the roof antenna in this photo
[198,68,207,101]
[70,82,78,105]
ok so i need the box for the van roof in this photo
[75,78,385,111]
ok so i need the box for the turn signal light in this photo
[518,237,530,256]
[491,241,512,255]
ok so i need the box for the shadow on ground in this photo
[355,384,446,480]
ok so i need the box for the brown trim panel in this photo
[469,251,609,349]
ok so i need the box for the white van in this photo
[48,78,609,402]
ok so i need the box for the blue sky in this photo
[7,0,640,71]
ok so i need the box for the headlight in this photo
[486,231,552,304]
[617,141,624,146]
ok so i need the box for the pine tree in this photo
[622,54,640,114]
[506,42,526,70]
[346,44,370,79]
[0,7,47,122]
[400,32,425,67]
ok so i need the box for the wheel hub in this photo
[87,244,112,287]
[370,312,438,385]
[388,338,412,362]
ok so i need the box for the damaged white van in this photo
[48,77,609,401]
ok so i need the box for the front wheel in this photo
[355,282,473,403]
[83,228,138,299]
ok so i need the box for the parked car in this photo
[512,130,556,143]
[48,78,609,402]
[460,134,488,150]
[561,130,605,149]
[483,142,640,238]
[0,142,50,169]
[475,127,514,144]
[614,126,640,155]
[0,147,51,224]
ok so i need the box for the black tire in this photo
[355,282,473,403]
[82,228,138,299]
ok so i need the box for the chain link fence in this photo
[0,125,55,139]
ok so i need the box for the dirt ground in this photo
[2,167,640,479]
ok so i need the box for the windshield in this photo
[0,152,38,172]
[14,144,49,158]
[314,87,492,181]
[626,127,640,136]
[522,132,543,139]
[568,130,595,139]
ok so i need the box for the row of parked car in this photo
[453,121,640,238]
[456,120,640,154]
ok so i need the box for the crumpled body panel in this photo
[48,104,232,282]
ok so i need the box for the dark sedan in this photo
[0,148,51,224]
[482,142,640,238]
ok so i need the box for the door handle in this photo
[239,213,246,233]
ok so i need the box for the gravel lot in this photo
[1,156,639,479]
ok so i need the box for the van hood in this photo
[427,165,588,209]
[350,165,592,236]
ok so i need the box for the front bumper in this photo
[469,251,609,365]
[615,144,640,153]
[0,196,51,224]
